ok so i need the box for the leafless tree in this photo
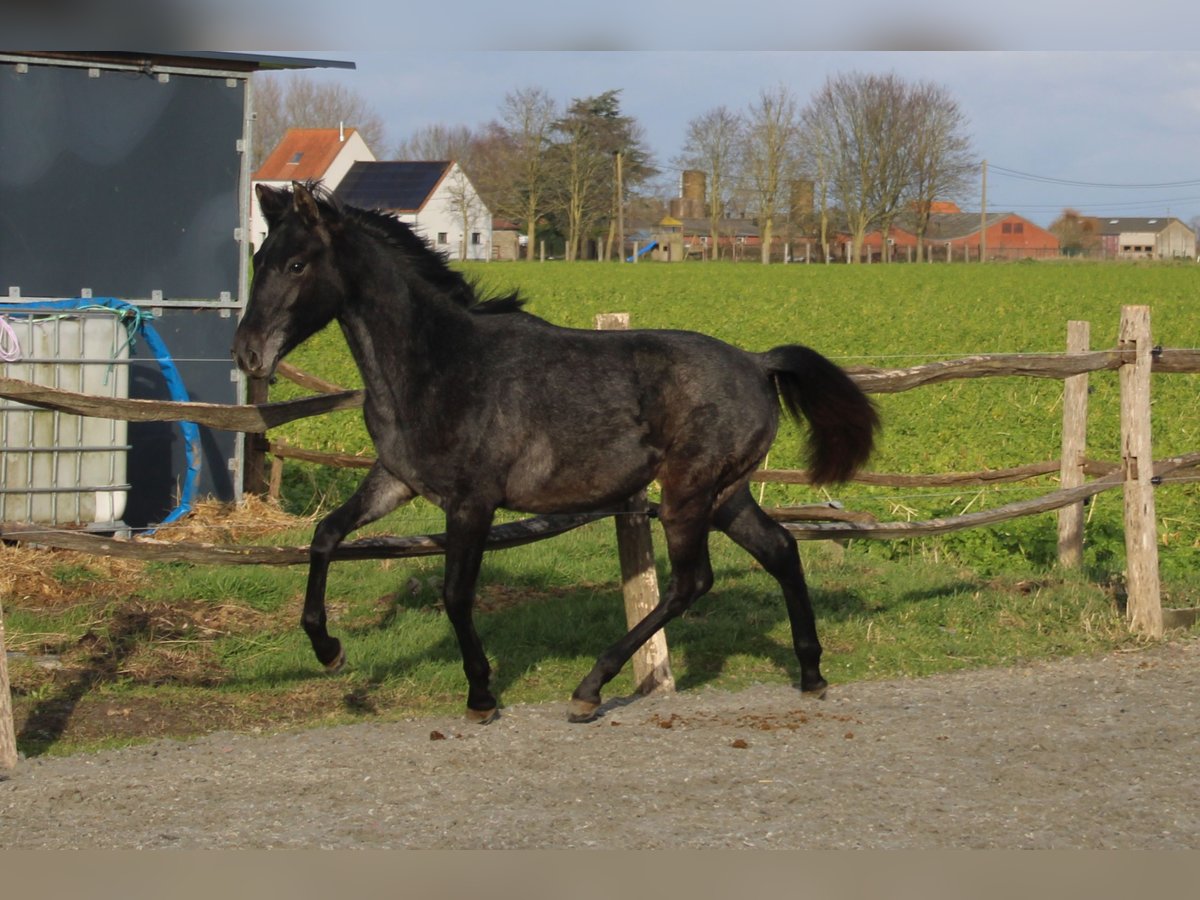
[675,105,744,260]
[251,73,386,168]
[802,72,912,263]
[492,87,558,261]
[393,123,480,165]
[802,71,974,263]
[740,86,802,264]
[906,81,975,261]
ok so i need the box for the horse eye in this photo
[288,260,306,275]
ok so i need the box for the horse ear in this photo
[255,183,289,230]
[291,181,323,230]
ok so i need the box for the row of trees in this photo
[680,75,975,263]
[255,72,975,262]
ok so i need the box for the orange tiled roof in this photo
[254,128,360,182]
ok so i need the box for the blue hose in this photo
[7,297,201,531]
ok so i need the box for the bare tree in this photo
[393,123,480,164]
[740,86,802,264]
[802,71,975,263]
[906,81,975,261]
[252,73,386,168]
[676,105,744,260]
[493,87,558,261]
[803,72,908,262]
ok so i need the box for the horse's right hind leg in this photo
[303,463,415,671]
[714,486,827,696]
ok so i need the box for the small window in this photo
[1014,222,1024,234]
[471,232,482,245]
[1002,222,1012,234]
[288,151,303,165]
[437,232,448,245]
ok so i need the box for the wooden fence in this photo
[2,305,1199,768]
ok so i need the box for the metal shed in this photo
[0,51,353,530]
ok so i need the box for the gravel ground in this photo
[1,638,1195,849]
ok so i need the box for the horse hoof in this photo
[323,645,346,674]
[465,706,499,725]
[801,682,828,700]
[567,698,600,723]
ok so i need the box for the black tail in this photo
[761,345,880,485]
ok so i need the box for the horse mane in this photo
[303,181,525,316]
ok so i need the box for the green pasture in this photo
[9,260,1198,755]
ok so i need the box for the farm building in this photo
[1091,217,1196,260]
[0,51,352,531]
[334,161,493,262]
[859,204,1060,261]
[250,126,376,249]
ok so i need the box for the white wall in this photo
[405,163,493,262]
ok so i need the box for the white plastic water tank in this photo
[0,308,130,528]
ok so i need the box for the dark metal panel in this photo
[0,63,243,300]
[124,308,240,529]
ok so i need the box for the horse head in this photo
[234,181,347,380]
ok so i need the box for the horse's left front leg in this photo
[442,502,498,723]
[303,463,415,671]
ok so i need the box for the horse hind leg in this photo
[303,463,415,672]
[714,487,827,696]
[569,495,715,722]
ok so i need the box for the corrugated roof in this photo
[921,212,1011,241]
[334,161,451,212]
[254,128,363,183]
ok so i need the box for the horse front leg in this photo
[303,463,415,671]
[442,502,498,723]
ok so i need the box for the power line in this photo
[989,164,1200,190]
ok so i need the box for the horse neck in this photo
[335,246,474,401]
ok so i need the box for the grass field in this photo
[7,260,1199,755]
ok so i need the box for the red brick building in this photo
[858,203,1059,261]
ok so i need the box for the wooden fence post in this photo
[595,313,675,695]
[1118,306,1164,638]
[1,597,17,770]
[1057,320,1090,568]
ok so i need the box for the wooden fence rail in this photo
[3,306,1199,769]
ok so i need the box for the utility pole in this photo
[615,149,625,262]
[979,158,988,262]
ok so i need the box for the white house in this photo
[250,126,375,248]
[333,160,493,261]
[1095,217,1197,260]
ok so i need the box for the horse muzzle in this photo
[232,334,277,381]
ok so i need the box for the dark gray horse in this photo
[234,182,879,723]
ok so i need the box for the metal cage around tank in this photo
[0,51,354,531]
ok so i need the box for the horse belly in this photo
[503,432,658,514]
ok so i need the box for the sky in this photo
[281,49,1200,230]
[6,3,1194,229]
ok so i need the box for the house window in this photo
[437,232,448,245]
[471,232,482,245]
[1014,222,1024,234]
[288,151,303,165]
[1002,222,1012,234]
